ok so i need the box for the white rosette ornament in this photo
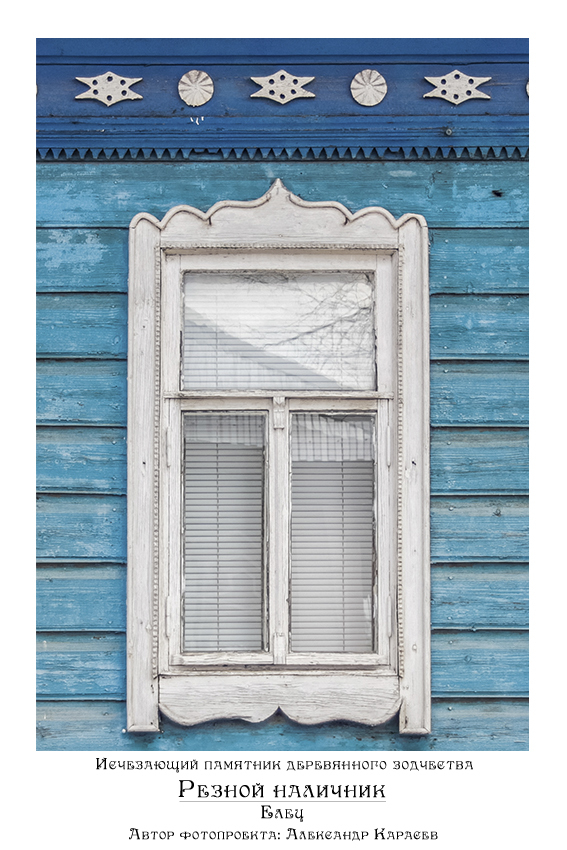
[178,70,214,107]
[350,69,388,106]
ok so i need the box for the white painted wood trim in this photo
[131,179,415,245]
[160,673,400,726]
[398,217,431,734]
[269,398,290,664]
[126,218,160,731]
[127,181,430,733]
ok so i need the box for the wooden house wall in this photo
[36,156,528,750]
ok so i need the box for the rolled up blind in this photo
[290,414,375,653]
[183,272,376,390]
[183,414,266,652]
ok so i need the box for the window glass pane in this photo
[290,414,375,652]
[183,272,376,390]
[183,414,266,652]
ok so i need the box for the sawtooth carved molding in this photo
[350,69,388,106]
[250,70,315,103]
[75,71,143,106]
[178,70,214,106]
[37,145,530,162]
[424,69,491,104]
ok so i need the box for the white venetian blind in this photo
[290,414,375,652]
[183,414,266,652]
[183,272,376,391]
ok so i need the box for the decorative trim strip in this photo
[131,178,425,234]
[396,244,404,679]
[151,246,162,681]
[36,144,529,162]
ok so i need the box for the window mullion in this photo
[269,396,290,664]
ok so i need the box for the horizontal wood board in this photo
[37,427,527,495]
[430,428,528,493]
[36,161,528,229]
[36,359,527,427]
[36,563,527,632]
[37,62,528,120]
[37,360,127,425]
[36,493,527,563]
[37,294,127,358]
[36,630,527,699]
[430,361,527,425]
[36,698,528,750]
[36,292,527,360]
[36,227,528,295]
[37,494,126,561]
[37,38,529,59]
[37,427,127,493]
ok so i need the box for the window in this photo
[127,180,430,733]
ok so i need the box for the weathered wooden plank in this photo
[36,226,528,296]
[429,228,528,294]
[36,697,528,751]
[37,633,125,698]
[36,37,529,59]
[36,566,126,631]
[431,564,528,628]
[36,161,528,229]
[36,492,526,564]
[430,295,528,359]
[37,426,528,496]
[431,496,528,563]
[36,630,527,698]
[36,360,527,428]
[431,361,528,425]
[430,428,528,494]
[36,494,126,561]
[36,293,528,361]
[37,294,127,358]
[37,426,127,493]
[36,228,128,293]
[37,360,127,425]
[431,630,527,696]
[35,562,527,633]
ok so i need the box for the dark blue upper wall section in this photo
[37,39,529,160]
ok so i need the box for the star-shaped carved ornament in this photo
[75,71,143,106]
[250,70,315,104]
[423,69,491,104]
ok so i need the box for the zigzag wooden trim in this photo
[36,144,529,162]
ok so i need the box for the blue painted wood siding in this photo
[37,38,528,160]
[36,158,528,750]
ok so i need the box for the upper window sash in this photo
[162,249,398,398]
[182,270,377,392]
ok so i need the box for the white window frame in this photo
[127,180,430,734]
